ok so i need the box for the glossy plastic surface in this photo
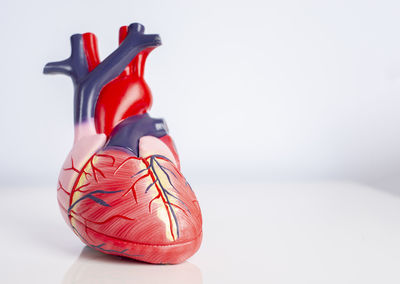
[44,23,202,264]
[95,26,155,137]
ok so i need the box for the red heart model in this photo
[44,23,202,264]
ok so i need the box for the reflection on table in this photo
[63,246,202,284]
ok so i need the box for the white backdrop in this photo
[1,0,400,188]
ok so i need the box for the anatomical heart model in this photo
[44,23,202,264]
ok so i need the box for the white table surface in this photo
[2,182,400,283]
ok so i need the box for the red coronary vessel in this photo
[44,23,202,264]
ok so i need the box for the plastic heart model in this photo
[44,23,202,264]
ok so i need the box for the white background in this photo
[1,0,400,189]
[2,1,400,283]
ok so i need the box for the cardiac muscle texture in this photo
[44,23,202,264]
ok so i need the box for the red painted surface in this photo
[94,26,155,136]
[82,33,100,71]
[59,149,202,264]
